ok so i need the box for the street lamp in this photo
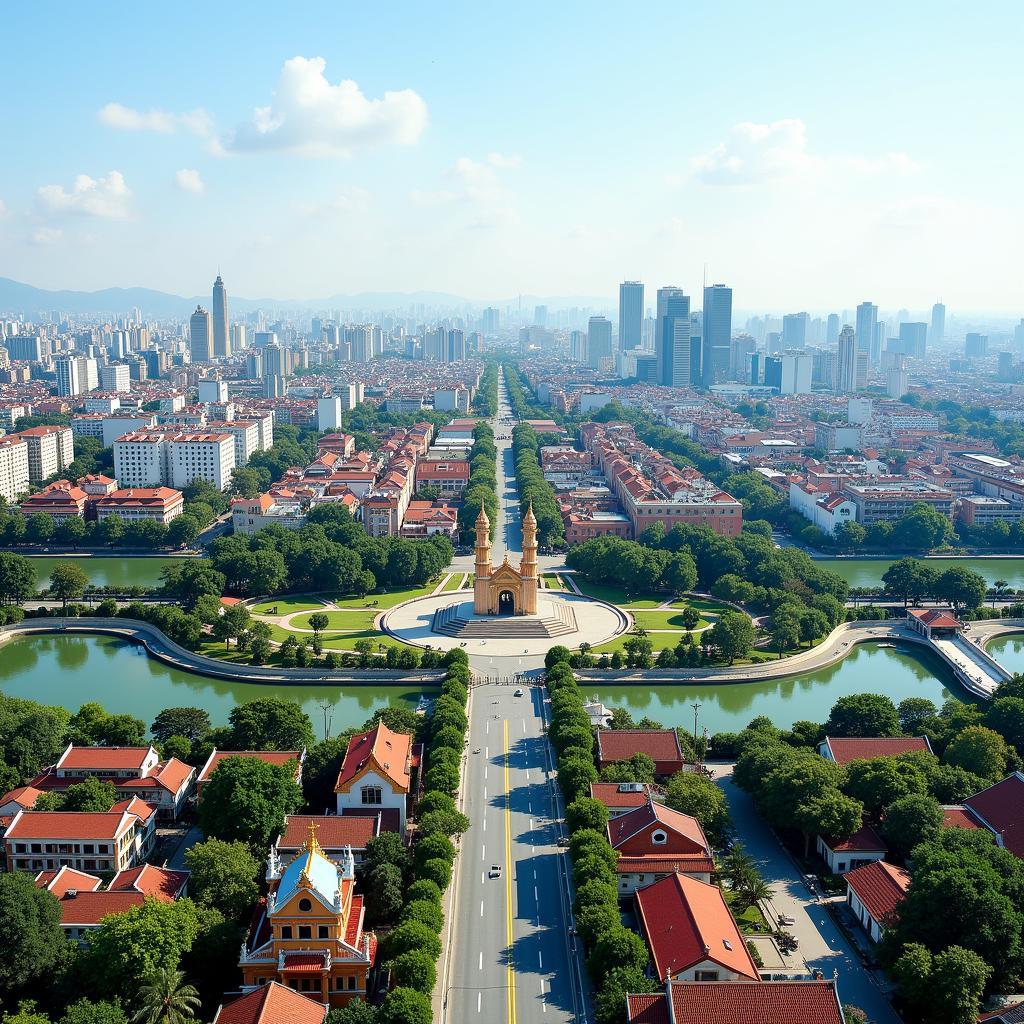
[691,702,702,765]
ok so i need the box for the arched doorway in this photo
[498,590,515,615]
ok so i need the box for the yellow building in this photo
[239,823,375,1007]
[473,503,539,615]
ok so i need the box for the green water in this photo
[28,556,182,590]
[820,556,1024,590]
[587,642,961,734]
[0,634,426,735]
[985,634,1024,675]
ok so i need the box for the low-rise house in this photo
[399,500,459,539]
[844,859,910,943]
[0,786,44,815]
[816,822,887,875]
[625,979,845,1024]
[979,1001,1024,1023]
[634,872,759,982]
[609,799,714,893]
[334,723,418,832]
[817,735,933,765]
[963,771,1024,858]
[20,480,88,519]
[213,983,327,1024]
[589,781,656,818]
[274,814,380,867]
[31,745,194,820]
[596,729,687,778]
[95,486,184,524]
[197,749,305,796]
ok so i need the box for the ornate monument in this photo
[473,504,539,616]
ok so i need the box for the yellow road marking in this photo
[504,719,517,1024]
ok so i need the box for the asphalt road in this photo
[445,681,584,1024]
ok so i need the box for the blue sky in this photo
[1,1,1021,312]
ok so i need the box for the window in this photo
[361,786,383,805]
[280,926,293,939]
[651,829,668,846]
[299,898,312,912]
[298,926,312,940]
[695,970,719,981]
[348,977,357,991]
[318,926,330,939]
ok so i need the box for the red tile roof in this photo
[844,860,910,925]
[627,980,844,1024]
[823,736,932,765]
[109,864,189,901]
[213,983,327,1024]
[57,746,154,771]
[36,866,102,897]
[0,786,43,810]
[281,953,327,973]
[590,782,655,809]
[634,873,759,982]
[6,809,137,840]
[335,722,412,794]
[964,772,1024,858]
[825,823,887,853]
[616,855,715,875]
[56,890,146,926]
[198,750,303,785]
[907,607,963,629]
[596,729,684,769]
[278,814,378,851]
[941,805,981,831]
[608,801,710,853]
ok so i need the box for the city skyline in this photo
[1,2,1022,310]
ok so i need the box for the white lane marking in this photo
[540,979,546,1012]
[522,720,526,734]
[531,845,535,854]
[528,801,532,813]
[484,765,488,780]
[481,871,484,884]
[525,769,530,780]
[484,786,487,800]
[530,818,534,831]
[485,746,489,758]
[482,845,485,861]
[483,817,486,832]
[477,992,481,1013]
[480,900,484,917]
[479,951,483,971]
[539,951,543,969]
[534,885,538,901]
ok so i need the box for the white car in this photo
[513,688,524,696]
[488,865,502,879]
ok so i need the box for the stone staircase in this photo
[431,601,577,638]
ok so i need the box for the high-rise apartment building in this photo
[482,307,500,335]
[56,356,88,397]
[965,333,988,358]
[14,426,74,482]
[0,436,30,503]
[898,322,927,358]
[837,325,857,393]
[570,330,586,362]
[930,302,946,347]
[781,313,808,348]
[618,281,643,352]
[189,306,212,364]
[826,313,841,345]
[99,364,131,392]
[587,316,613,370]
[780,353,812,394]
[702,283,732,387]
[230,324,247,352]
[212,276,230,358]
[855,302,878,359]
[656,287,692,387]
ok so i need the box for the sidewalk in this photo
[714,764,901,1024]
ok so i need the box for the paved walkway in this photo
[714,764,900,1024]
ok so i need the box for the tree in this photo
[798,608,830,647]
[882,558,938,605]
[770,605,801,657]
[663,551,697,596]
[381,921,442,962]
[386,949,436,994]
[83,899,202,999]
[61,1000,129,1024]
[131,968,201,1024]
[183,839,260,922]
[197,757,303,850]
[5,1002,52,1024]
[992,579,1009,607]
[598,752,656,785]
[898,697,938,735]
[324,1002,377,1024]
[165,517,200,550]
[212,604,251,650]
[986,696,1024,752]
[587,925,649,981]
[0,873,64,999]
[378,989,431,1024]
[49,561,89,611]
[664,771,731,844]
[307,613,330,642]
[0,552,36,605]
[707,610,755,663]
[795,790,864,856]
[566,797,610,833]
[894,942,990,1024]
[891,503,953,551]
[881,793,944,860]
[825,693,900,738]
[227,698,314,752]
[843,756,930,816]
[159,563,226,612]
[54,777,116,812]
[944,725,1012,781]
[363,864,403,924]
[151,708,212,746]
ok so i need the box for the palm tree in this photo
[132,968,201,1024]
[992,579,1008,607]
[733,876,774,915]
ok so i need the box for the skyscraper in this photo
[781,312,808,348]
[189,306,212,364]
[899,322,928,358]
[587,316,613,369]
[837,325,857,392]
[855,302,878,358]
[655,287,691,387]
[212,275,230,358]
[618,281,643,352]
[930,302,946,347]
[701,283,732,387]
[826,313,840,344]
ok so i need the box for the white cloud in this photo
[297,186,371,218]
[98,102,213,136]
[486,152,522,169]
[31,227,63,245]
[691,118,918,186]
[174,169,206,194]
[36,171,132,219]
[224,56,427,157]
[412,154,520,217]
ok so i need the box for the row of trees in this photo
[457,419,498,542]
[471,362,499,418]
[510,421,565,547]
[881,557,988,611]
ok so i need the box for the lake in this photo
[586,642,963,734]
[819,556,1024,590]
[985,634,1024,676]
[28,556,183,591]
[0,634,428,737]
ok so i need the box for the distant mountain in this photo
[0,275,615,319]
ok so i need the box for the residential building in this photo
[399,501,458,539]
[20,480,88,519]
[12,426,74,482]
[95,487,185,524]
[414,459,470,497]
[317,397,343,432]
[589,782,657,818]
[898,321,927,358]
[818,735,933,765]
[701,283,732,387]
[198,378,229,403]
[190,306,212,364]
[930,301,946,346]
[781,312,808,347]
[816,822,887,874]
[168,433,236,490]
[238,826,374,1006]
[113,433,168,488]
[213,984,327,1024]
[231,494,309,535]
[587,316,613,370]
[780,352,812,394]
[837,325,857,393]
[334,722,417,831]
[0,436,30,502]
[99,364,130,392]
[56,356,96,397]
[596,729,687,777]
[844,859,910,943]
[841,478,956,524]
[855,301,878,359]
[962,772,1024,858]
[206,419,262,468]
[197,750,306,796]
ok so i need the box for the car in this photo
[488,865,502,878]
[556,837,570,847]
[513,688,524,696]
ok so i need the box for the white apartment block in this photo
[206,420,261,467]
[98,364,131,392]
[102,416,157,448]
[70,415,106,441]
[167,433,235,491]
[0,436,30,503]
[114,435,168,488]
[15,426,74,482]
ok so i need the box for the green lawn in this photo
[725,894,772,935]
[292,609,380,632]
[250,597,326,615]
[675,597,734,615]
[442,573,465,592]
[629,610,711,631]
[589,631,688,655]
[331,583,436,609]
[462,574,475,589]
[570,577,665,608]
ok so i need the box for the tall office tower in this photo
[253,331,277,348]
[245,350,263,379]
[587,316,613,370]
[618,281,644,352]
[871,322,885,365]
[655,287,691,387]
[702,283,732,387]
[231,324,247,352]
[689,312,703,384]
[729,335,756,380]
[899,322,928,358]
[764,356,783,390]
[965,333,988,358]
[887,366,909,399]
[189,306,212,364]
[930,302,946,347]
[212,275,230,358]
[837,325,857,392]
[749,352,762,385]
[781,312,808,348]
[570,330,586,362]
[780,353,812,394]
[534,305,548,327]
[766,331,783,354]
[855,351,869,389]
[855,302,878,359]
[823,315,839,348]
[642,315,655,350]
[998,352,1015,382]
[262,342,287,378]
[1015,319,1024,350]
[482,307,500,334]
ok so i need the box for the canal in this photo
[820,556,1024,590]
[0,634,428,735]
[586,642,963,734]
[29,556,183,590]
